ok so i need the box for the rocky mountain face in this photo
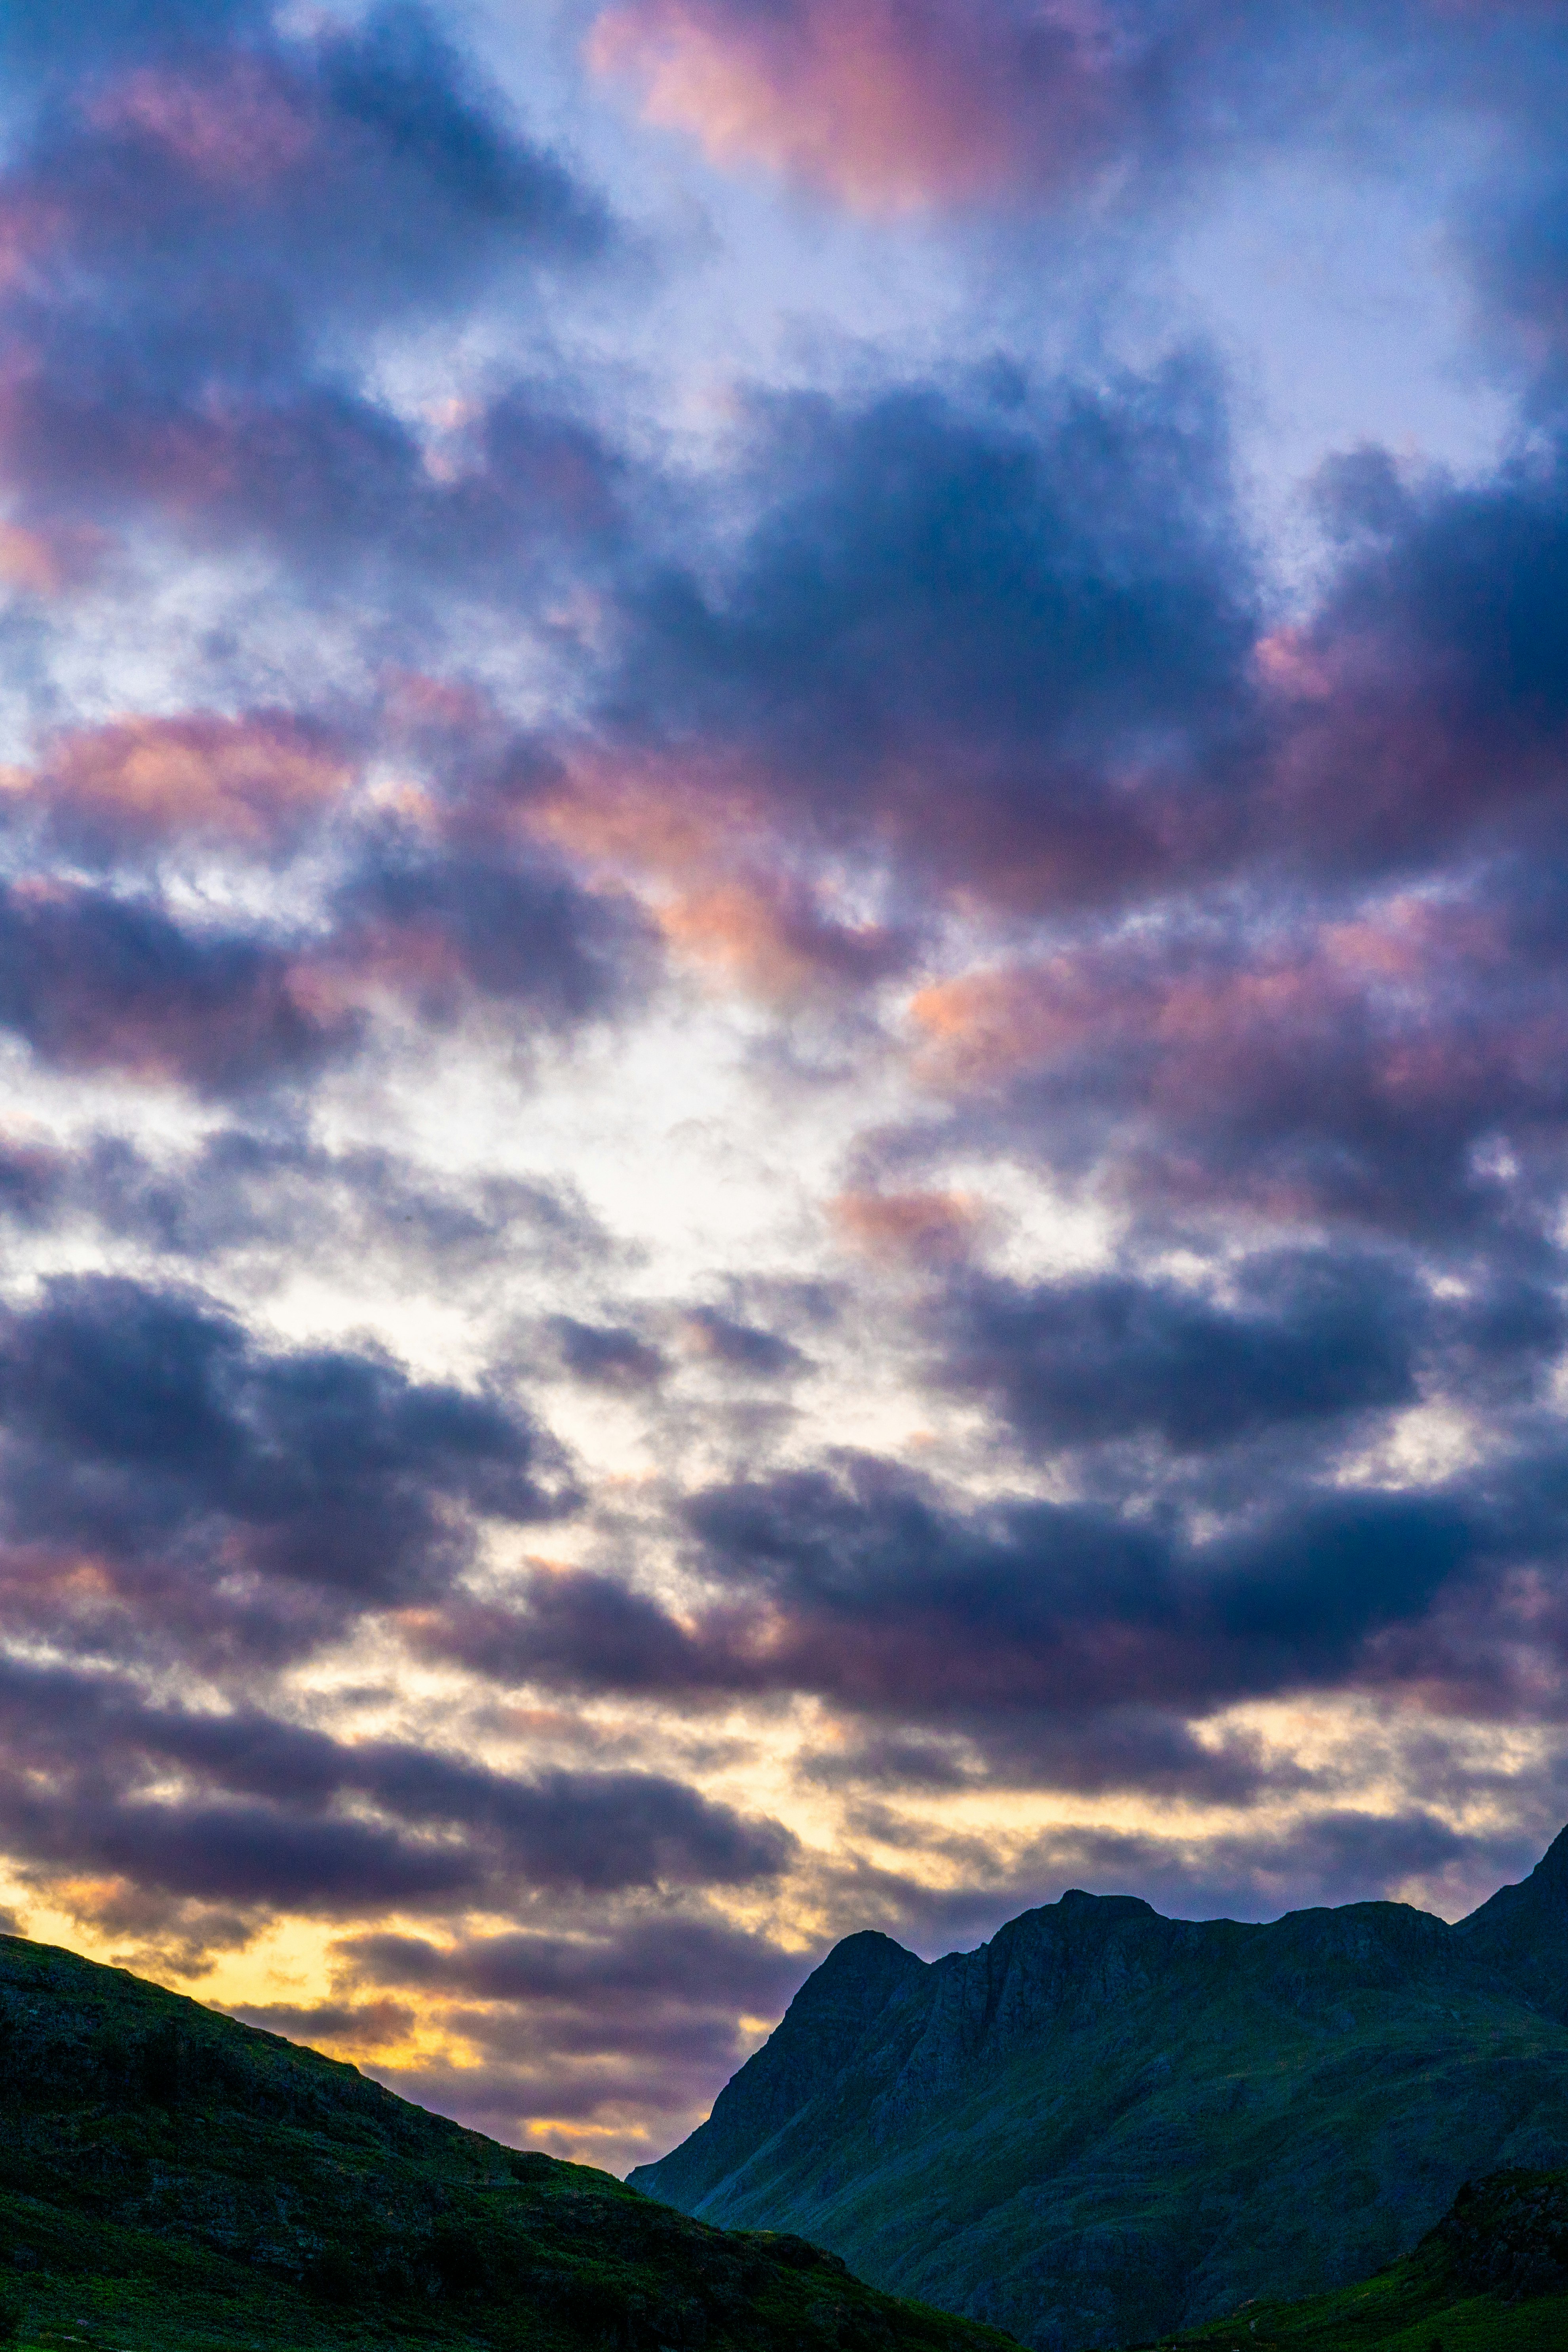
[0,1931,1019,2352]
[628,1831,1568,2352]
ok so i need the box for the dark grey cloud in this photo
[0,4,620,610]
[930,1250,1422,1452]
[550,1316,667,1389]
[680,1307,806,1377]
[1274,437,1568,883]
[10,4,607,329]
[342,1916,803,2014]
[796,1710,1312,1807]
[0,879,355,1094]
[0,837,654,1096]
[407,1453,1514,1770]
[46,1127,605,1272]
[0,1273,563,1664]
[878,856,1568,1248]
[0,1658,796,1911]
[684,1461,1477,1709]
[331,836,655,1029]
[605,364,1258,912]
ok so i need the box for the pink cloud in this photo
[0,191,68,293]
[588,0,1119,210]
[89,62,316,190]
[905,886,1563,1225]
[527,750,908,1002]
[0,518,101,596]
[34,711,354,850]
[656,873,908,1000]
[831,1187,983,1263]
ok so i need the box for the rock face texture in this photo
[629,1832,1568,2351]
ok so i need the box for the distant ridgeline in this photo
[0,1933,1020,2352]
[629,1828,1568,2351]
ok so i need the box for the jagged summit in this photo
[630,1830,1568,2352]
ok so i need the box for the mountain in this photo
[628,1832,1568,2351]
[1168,2166,1568,2351]
[1455,1819,1568,2021]
[0,1930,1019,2352]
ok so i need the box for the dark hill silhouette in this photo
[0,1929,1018,2352]
[629,1832,1568,2350]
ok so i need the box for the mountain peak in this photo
[1054,1886,1155,1913]
[815,1927,924,1974]
[1455,1823,1568,2020]
[634,1827,1568,2350]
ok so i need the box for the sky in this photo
[1,0,1568,2175]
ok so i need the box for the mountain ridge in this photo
[629,1830,1568,2350]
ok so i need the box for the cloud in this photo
[1262,438,1568,881]
[831,1188,984,1265]
[49,1126,607,1280]
[0,1274,563,1665]
[26,709,355,856]
[409,1453,1496,1750]
[588,0,1127,212]
[603,367,1258,915]
[905,865,1568,1235]
[930,1251,1422,1451]
[0,5,616,604]
[679,1306,805,1376]
[14,7,604,322]
[0,1658,796,1913]
[329,838,656,1032]
[342,1915,803,2012]
[0,830,654,1096]
[312,1912,812,2163]
[551,1316,668,1388]
[685,1462,1476,1708]
[587,0,1568,223]
[0,878,355,1093]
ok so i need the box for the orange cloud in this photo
[588,0,1114,211]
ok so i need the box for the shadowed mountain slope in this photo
[0,1930,1020,2352]
[1169,2165,1568,2350]
[1456,1820,1568,2023]
[628,1833,1568,2352]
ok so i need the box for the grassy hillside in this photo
[1165,2168,1568,2350]
[0,1932,1021,2352]
[631,1836,1568,2350]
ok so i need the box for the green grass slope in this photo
[1165,2168,1568,2351]
[630,1835,1568,2352]
[0,1932,1021,2352]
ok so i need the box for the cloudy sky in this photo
[2,0,1568,2172]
